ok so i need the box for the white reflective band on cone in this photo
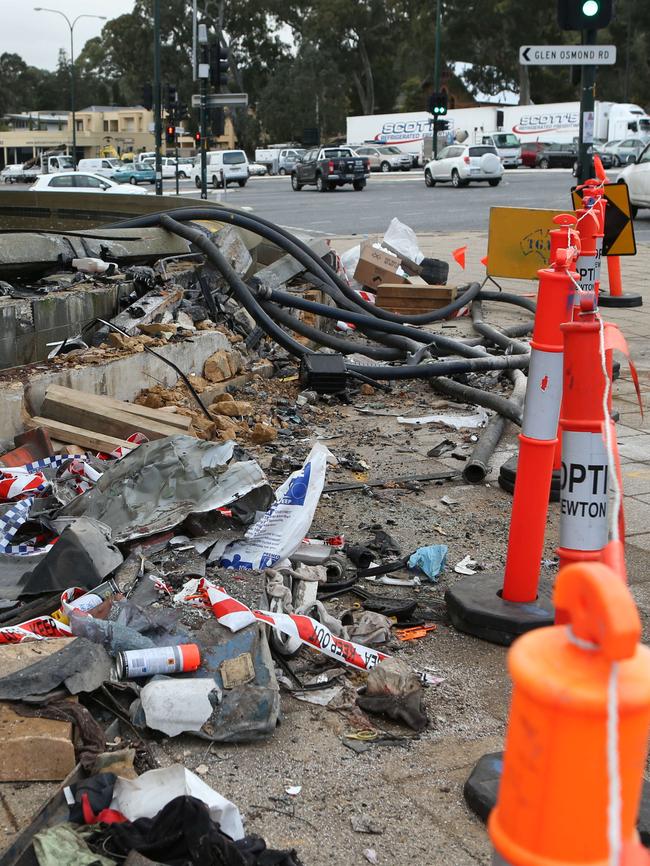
[560,430,609,551]
[575,253,598,295]
[521,349,564,440]
[595,235,603,281]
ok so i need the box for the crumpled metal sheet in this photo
[61,436,269,543]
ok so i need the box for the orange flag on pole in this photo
[452,245,467,269]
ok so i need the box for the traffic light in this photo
[142,83,153,111]
[557,0,613,29]
[195,131,201,146]
[165,124,176,146]
[428,91,448,116]
[164,84,178,109]
[211,108,225,138]
[209,42,229,89]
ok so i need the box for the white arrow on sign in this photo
[191,93,249,108]
[519,44,616,65]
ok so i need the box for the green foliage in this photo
[2,0,649,149]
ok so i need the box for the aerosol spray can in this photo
[116,643,201,679]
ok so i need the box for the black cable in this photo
[346,354,529,379]
[158,214,312,360]
[471,300,530,355]
[430,376,523,425]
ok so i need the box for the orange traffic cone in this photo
[447,224,578,646]
[557,300,611,572]
[489,560,650,866]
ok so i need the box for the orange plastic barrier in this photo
[501,227,578,604]
[557,302,610,572]
[490,561,650,866]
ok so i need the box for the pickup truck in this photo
[291,147,369,192]
[1,153,73,183]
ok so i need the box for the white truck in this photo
[1,152,74,183]
[347,101,650,166]
[254,145,305,175]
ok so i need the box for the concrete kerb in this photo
[0,330,232,443]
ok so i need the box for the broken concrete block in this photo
[216,400,252,417]
[0,702,75,781]
[203,349,242,383]
[250,423,277,444]
[211,393,235,404]
[210,414,239,433]
[211,225,253,276]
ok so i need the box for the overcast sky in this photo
[0,0,135,70]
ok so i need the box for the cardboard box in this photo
[353,243,407,291]
[375,283,457,314]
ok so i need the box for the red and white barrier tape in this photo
[179,578,388,672]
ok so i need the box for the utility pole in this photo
[433,0,441,158]
[577,28,596,184]
[197,22,208,200]
[153,0,163,195]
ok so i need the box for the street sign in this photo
[571,183,636,256]
[487,207,565,280]
[519,44,616,65]
[191,93,248,108]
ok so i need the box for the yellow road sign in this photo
[486,207,565,280]
[571,182,636,256]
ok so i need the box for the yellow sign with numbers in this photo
[486,207,565,280]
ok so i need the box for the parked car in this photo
[350,144,411,172]
[291,147,368,192]
[111,163,155,185]
[520,141,547,168]
[423,144,503,188]
[535,142,577,169]
[77,157,121,178]
[605,138,647,166]
[618,141,650,217]
[571,144,615,177]
[247,162,268,176]
[29,172,148,195]
[191,150,249,188]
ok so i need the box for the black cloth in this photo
[94,796,303,866]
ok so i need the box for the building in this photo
[0,105,238,168]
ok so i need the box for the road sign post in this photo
[578,31,598,184]
[191,93,249,108]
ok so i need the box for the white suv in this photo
[424,144,503,188]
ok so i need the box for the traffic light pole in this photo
[577,28,597,184]
[433,0,442,158]
[200,76,208,199]
[153,0,163,196]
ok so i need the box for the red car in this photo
[520,142,547,167]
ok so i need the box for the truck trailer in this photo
[347,101,650,166]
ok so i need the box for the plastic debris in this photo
[408,545,448,581]
[454,555,478,575]
[396,408,489,429]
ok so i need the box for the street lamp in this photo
[34,7,107,169]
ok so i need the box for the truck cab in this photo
[43,154,73,173]
[481,133,522,168]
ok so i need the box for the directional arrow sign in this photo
[571,182,636,257]
[520,44,616,65]
[191,93,248,108]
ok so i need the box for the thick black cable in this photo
[429,376,523,425]
[158,214,311,359]
[471,300,530,355]
[347,354,529,380]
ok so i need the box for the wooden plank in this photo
[41,394,183,442]
[28,418,135,454]
[45,384,191,430]
[375,283,457,314]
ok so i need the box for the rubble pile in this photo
[0,212,537,865]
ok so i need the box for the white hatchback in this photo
[617,141,650,217]
[424,144,504,188]
[30,172,149,195]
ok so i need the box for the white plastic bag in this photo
[383,217,424,264]
[339,244,362,288]
[219,441,332,570]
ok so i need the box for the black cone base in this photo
[464,752,502,822]
[498,454,561,502]
[599,292,643,308]
[445,573,554,646]
[465,753,650,849]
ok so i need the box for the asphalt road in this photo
[4,167,648,242]
[165,167,650,242]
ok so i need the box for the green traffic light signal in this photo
[582,0,599,15]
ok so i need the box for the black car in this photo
[535,142,577,169]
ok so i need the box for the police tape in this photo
[0,613,72,644]
[179,578,388,672]
[0,453,86,504]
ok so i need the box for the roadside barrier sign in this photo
[571,182,636,256]
[486,207,564,280]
